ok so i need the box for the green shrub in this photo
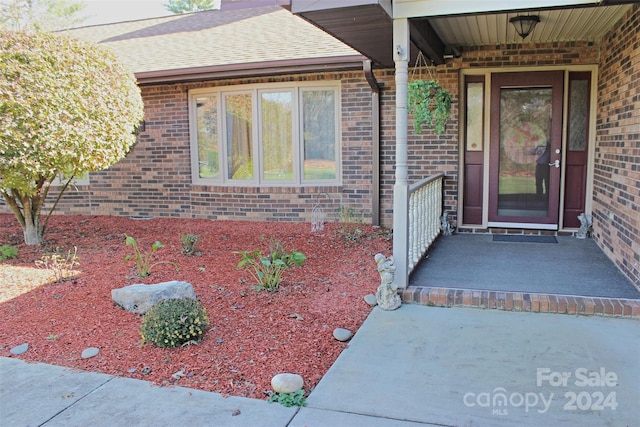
[235,239,306,292]
[0,244,18,261]
[140,298,209,348]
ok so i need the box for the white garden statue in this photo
[374,253,401,311]
[576,213,592,239]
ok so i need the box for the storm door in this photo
[488,72,564,228]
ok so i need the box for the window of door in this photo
[488,71,564,227]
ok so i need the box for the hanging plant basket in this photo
[408,79,452,135]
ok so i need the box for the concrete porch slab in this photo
[410,234,640,299]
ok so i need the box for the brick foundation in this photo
[402,286,640,319]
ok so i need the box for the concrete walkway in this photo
[2,304,639,426]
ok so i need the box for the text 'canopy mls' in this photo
[0,31,144,245]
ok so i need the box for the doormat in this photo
[493,235,557,243]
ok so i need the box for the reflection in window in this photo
[466,82,484,151]
[302,90,337,180]
[196,96,219,179]
[568,80,588,152]
[261,92,293,180]
[498,87,552,217]
[191,84,340,186]
[225,94,253,180]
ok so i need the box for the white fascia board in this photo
[393,0,601,18]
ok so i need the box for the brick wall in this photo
[0,71,376,225]
[592,5,640,285]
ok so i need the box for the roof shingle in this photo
[63,5,361,76]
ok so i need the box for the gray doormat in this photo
[493,235,558,243]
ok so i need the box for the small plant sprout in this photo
[0,244,18,261]
[235,239,306,292]
[180,233,200,255]
[35,247,80,283]
[124,234,178,278]
[268,389,306,407]
[336,206,365,242]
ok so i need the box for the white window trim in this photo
[51,173,90,187]
[189,81,342,187]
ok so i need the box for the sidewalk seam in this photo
[39,374,117,426]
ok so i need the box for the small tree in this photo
[0,0,86,31]
[0,31,144,245]
[164,0,217,14]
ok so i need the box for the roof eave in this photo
[135,55,368,85]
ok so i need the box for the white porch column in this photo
[392,18,410,288]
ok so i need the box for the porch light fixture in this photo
[510,15,540,39]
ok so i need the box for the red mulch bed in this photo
[0,214,391,399]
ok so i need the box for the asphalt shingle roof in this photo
[63,5,361,75]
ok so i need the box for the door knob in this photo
[549,159,560,168]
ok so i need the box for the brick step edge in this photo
[401,287,640,319]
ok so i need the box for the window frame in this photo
[189,81,341,187]
[51,172,90,187]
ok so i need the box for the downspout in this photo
[363,60,380,226]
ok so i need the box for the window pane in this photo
[261,92,293,180]
[196,96,219,179]
[568,79,588,151]
[302,90,337,180]
[225,94,253,180]
[498,87,552,217]
[466,82,483,151]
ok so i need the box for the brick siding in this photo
[592,5,640,286]
[0,72,376,225]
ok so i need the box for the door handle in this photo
[549,159,560,168]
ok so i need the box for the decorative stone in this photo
[333,328,353,342]
[271,373,304,394]
[364,294,377,307]
[81,347,100,359]
[10,343,28,355]
[111,281,196,314]
[374,253,401,311]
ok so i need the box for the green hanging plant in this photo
[407,79,452,135]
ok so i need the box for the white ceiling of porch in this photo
[428,5,633,46]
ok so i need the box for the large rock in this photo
[271,373,304,394]
[112,281,196,314]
